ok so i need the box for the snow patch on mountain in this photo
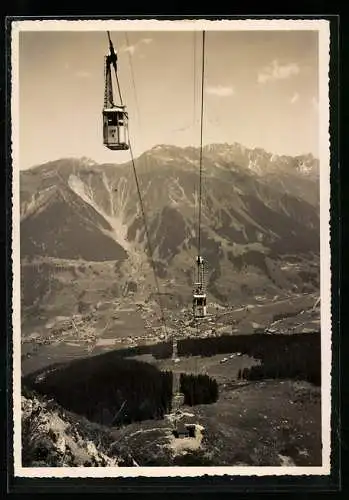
[79,156,98,167]
[68,173,131,253]
[298,161,314,174]
[20,185,57,221]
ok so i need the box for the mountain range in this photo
[19,143,321,321]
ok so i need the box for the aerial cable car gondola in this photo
[102,31,130,151]
[193,255,207,318]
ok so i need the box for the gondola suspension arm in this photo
[106,31,123,107]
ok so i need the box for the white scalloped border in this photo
[10,17,332,478]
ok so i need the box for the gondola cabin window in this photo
[103,106,129,151]
[197,296,205,307]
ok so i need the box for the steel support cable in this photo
[197,30,206,281]
[112,61,123,107]
[193,31,197,130]
[128,141,169,338]
[115,71,123,107]
[103,56,109,108]
[192,31,198,267]
[107,32,168,338]
[178,32,199,269]
[124,32,142,131]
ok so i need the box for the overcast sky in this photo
[18,28,319,169]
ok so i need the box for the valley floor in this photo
[21,291,320,376]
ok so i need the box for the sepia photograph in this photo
[10,18,331,478]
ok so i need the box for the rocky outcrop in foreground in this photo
[21,390,124,467]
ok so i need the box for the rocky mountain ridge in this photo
[20,143,320,319]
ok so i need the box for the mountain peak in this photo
[79,156,98,167]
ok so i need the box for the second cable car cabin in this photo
[102,106,129,151]
[192,255,207,318]
[193,285,207,318]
